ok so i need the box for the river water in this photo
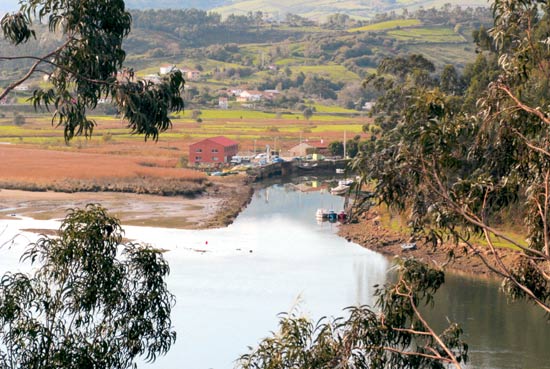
[1,181,549,368]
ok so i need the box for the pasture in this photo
[348,19,422,32]
[0,106,370,171]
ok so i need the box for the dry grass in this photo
[0,145,207,195]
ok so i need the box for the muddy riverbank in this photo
[338,207,519,278]
[0,175,253,229]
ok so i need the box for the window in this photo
[195,148,202,153]
[212,157,219,161]
[195,156,202,161]
[212,148,219,153]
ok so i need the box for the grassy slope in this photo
[213,0,488,20]
[348,19,422,32]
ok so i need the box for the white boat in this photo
[338,179,354,186]
[336,168,345,174]
[401,243,417,251]
[330,184,350,195]
[315,208,328,219]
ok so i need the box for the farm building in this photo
[189,136,239,166]
[286,140,329,157]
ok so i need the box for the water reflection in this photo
[428,274,550,369]
[140,184,389,368]
[1,181,549,368]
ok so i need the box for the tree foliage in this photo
[0,0,185,141]
[238,260,467,369]
[0,205,176,368]
[355,0,550,316]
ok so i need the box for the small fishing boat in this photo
[316,209,347,223]
[330,184,350,195]
[401,243,417,251]
[315,208,329,219]
[338,178,354,186]
[298,162,318,170]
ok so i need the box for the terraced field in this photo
[387,27,466,43]
[0,107,369,160]
[348,19,422,32]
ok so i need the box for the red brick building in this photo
[189,136,239,166]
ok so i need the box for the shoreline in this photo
[0,175,254,230]
[338,208,517,279]
[0,177,509,279]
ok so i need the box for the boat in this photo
[297,162,318,170]
[336,168,345,174]
[330,184,350,195]
[338,179,354,186]
[316,209,347,223]
[315,208,329,219]
[401,243,417,251]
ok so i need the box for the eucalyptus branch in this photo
[424,159,547,259]
[482,228,550,314]
[0,38,71,101]
[380,346,452,363]
[0,55,112,85]
[391,327,433,336]
[0,57,41,101]
[495,82,550,125]
[455,236,510,279]
[394,279,464,369]
[529,258,550,281]
[512,128,550,158]
[543,170,549,257]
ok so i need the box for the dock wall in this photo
[248,159,350,182]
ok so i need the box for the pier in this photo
[248,159,349,182]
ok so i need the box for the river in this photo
[0,181,549,368]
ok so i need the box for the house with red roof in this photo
[189,136,239,166]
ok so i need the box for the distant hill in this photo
[0,0,489,20]
[0,1,228,12]
[212,0,490,20]
[126,0,228,10]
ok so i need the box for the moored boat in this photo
[330,184,350,195]
[401,243,417,251]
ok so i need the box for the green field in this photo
[348,19,422,32]
[387,27,465,43]
[291,64,360,82]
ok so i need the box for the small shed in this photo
[189,136,239,166]
[287,142,314,157]
[287,140,329,157]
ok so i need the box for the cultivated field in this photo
[0,109,370,190]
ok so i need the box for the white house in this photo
[219,97,229,109]
[159,64,176,75]
[237,90,263,102]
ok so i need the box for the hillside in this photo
[127,0,228,10]
[0,5,492,112]
[1,0,489,20]
[213,0,489,20]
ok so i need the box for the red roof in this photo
[193,136,238,147]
